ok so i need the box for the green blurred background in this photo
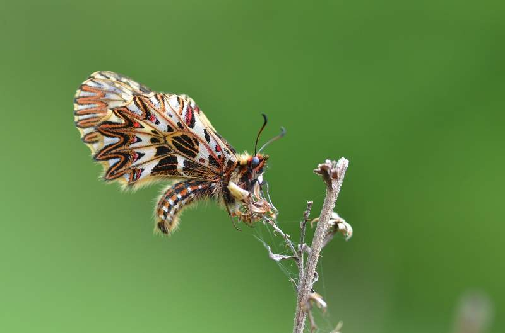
[1,0,503,332]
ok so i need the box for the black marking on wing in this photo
[204,129,211,143]
[152,156,178,175]
[155,146,172,157]
[172,135,198,158]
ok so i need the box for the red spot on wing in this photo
[185,106,193,124]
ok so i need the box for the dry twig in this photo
[293,158,349,333]
[259,158,350,333]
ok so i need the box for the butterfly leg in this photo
[226,181,275,225]
[156,180,216,234]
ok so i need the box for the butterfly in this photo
[74,71,284,234]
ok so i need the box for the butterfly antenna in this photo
[254,113,268,155]
[258,127,286,153]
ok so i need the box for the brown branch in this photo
[299,201,313,252]
[293,158,349,333]
[258,158,350,332]
[298,201,313,282]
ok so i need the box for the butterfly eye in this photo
[251,156,260,168]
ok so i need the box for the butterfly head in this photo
[236,153,269,190]
[249,153,268,181]
[240,114,285,189]
[226,115,285,224]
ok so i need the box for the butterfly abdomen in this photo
[156,180,217,234]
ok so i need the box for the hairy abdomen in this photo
[156,180,217,234]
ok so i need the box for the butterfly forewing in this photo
[74,71,237,188]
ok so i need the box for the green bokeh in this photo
[1,1,503,332]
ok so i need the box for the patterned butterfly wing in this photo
[74,71,237,188]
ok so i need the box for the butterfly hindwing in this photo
[74,71,152,149]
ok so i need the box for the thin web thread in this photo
[318,256,336,332]
[253,223,299,288]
